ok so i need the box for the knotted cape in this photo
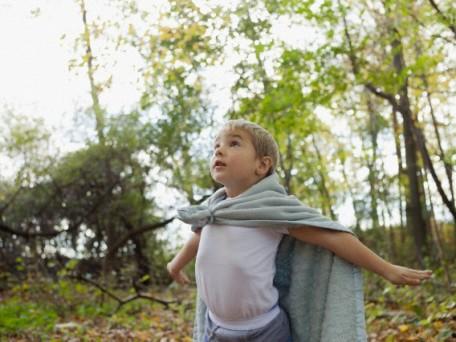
[177,173,367,342]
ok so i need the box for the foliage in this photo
[0,270,454,341]
[0,300,58,337]
[363,271,456,341]
[0,277,195,341]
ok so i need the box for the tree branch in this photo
[364,83,398,108]
[72,274,176,313]
[105,217,175,261]
[427,0,456,40]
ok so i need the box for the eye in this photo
[213,143,220,150]
[230,140,240,147]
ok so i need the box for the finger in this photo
[178,273,190,285]
[410,269,432,275]
[402,274,421,286]
[176,277,186,285]
[181,275,190,284]
[402,268,432,278]
[402,266,432,274]
[408,270,432,280]
[405,270,428,281]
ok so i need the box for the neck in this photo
[224,176,265,198]
[225,187,245,198]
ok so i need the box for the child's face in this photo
[210,127,270,197]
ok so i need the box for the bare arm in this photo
[289,226,432,285]
[167,231,200,285]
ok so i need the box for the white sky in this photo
[1,1,84,123]
[0,1,147,128]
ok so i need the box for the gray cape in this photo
[177,173,367,342]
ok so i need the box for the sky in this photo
[0,1,146,129]
[1,1,85,124]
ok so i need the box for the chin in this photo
[210,174,225,185]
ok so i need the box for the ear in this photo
[256,156,273,177]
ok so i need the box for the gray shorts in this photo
[204,307,291,342]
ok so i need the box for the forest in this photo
[0,0,455,340]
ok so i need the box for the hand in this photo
[383,264,432,286]
[167,262,190,285]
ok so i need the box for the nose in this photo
[214,144,225,156]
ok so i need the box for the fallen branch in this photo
[71,274,177,313]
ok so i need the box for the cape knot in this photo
[207,208,215,224]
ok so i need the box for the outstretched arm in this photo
[167,231,200,285]
[289,226,432,285]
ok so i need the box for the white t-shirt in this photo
[195,224,288,330]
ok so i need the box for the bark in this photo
[132,235,150,280]
[278,134,295,195]
[398,94,428,265]
[365,95,380,229]
[391,108,406,244]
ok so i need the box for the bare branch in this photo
[0,222,68,238]
[105,217,175,261]
[72,274,177,313]
[364,83,398,108]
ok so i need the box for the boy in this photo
[168,120,432,342]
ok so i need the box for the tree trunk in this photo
[390,31,429,265]
[365,95,380,230]
[79,0,105,145]
[391,108,406,244]
[423,169,452,289]
[132,236,150,282]
[399,101,428,265]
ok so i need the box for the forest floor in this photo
[0,273,455,342]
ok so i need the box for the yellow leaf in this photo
[432,320,443,329]
[398,324,409,332]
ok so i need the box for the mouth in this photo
[213,160,226,168]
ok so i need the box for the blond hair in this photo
[222,119,279,175]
